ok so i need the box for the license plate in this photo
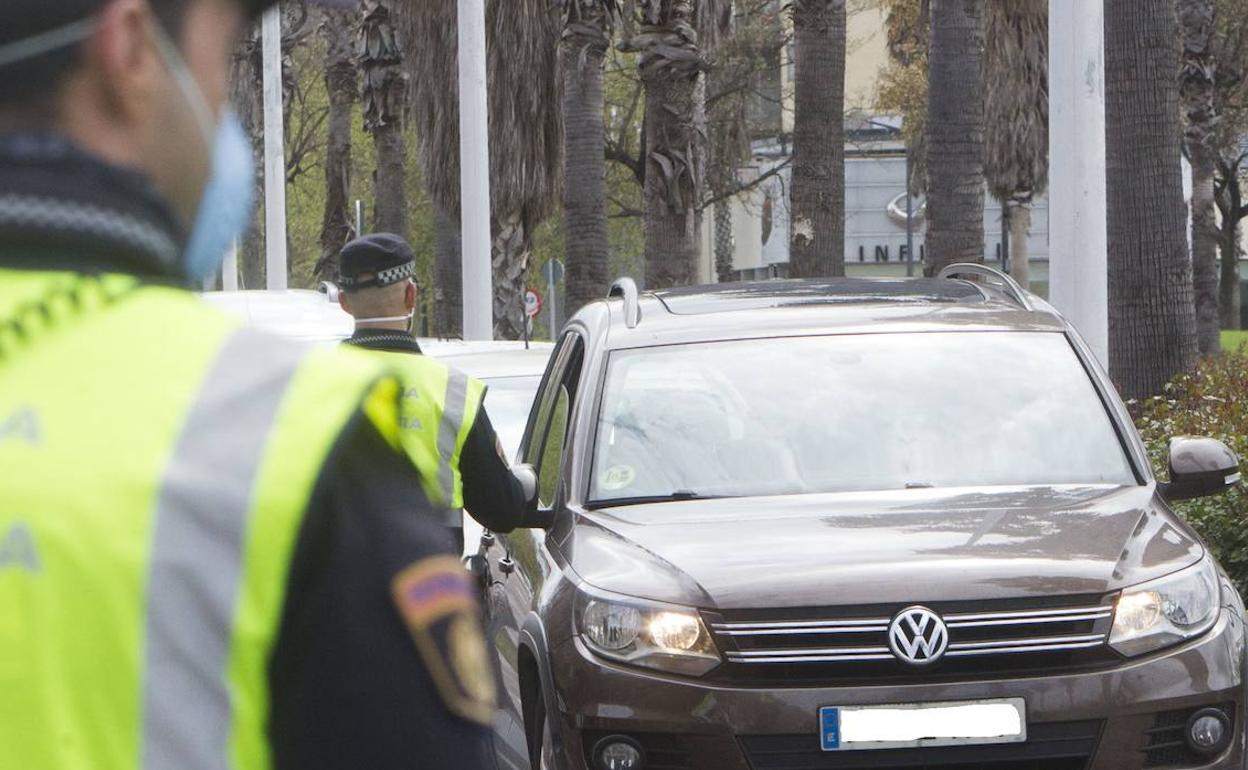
[819,698,1027,751]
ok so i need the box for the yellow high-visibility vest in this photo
[358,349,485,511]
[0,270,428,770]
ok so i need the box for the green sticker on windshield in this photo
[600,465,636,491]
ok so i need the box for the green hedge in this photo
[1130,347,1248,595]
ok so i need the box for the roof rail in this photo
[608,277,641,328]
[937,263,1033,311]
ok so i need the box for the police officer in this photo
[0,2,497,769]
[335,233,532,536]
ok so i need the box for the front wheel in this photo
[529,689,560,770]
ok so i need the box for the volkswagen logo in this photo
[888,606,949,665]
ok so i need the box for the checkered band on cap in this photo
[339,259,416,289]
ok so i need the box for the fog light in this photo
[593,736,646,770]
[1186,708,1232,756]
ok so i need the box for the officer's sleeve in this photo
[461,406,528,533]
[268,415,498,770]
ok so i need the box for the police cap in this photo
[338,234,417,291]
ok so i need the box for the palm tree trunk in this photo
[714,201,735,282]
[361,0,408,239]
[1179,0,1221,355]
[789,0,847,278]
[317,9,357,279]
[1216,169,1243,330]
[433,205,464,338]
[1221,223,1242,330]
[1105,0,1197,398]
[231,25,265,289]
[634,0,705,289]
[492,215,530,340]
[925,0,986,275]
[1007,200,1030,289]
[371,124,408,235]
[562,5,612,315]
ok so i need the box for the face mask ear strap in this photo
[146,15,216,146]
[0,16,97,70]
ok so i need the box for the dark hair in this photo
[0,0,190,114]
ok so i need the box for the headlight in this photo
[575,586,721,676]
[1110,556,1220,657]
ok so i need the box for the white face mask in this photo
[351,280,418,330]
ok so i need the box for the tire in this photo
[532,692,559,770]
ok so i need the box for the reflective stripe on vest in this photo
[435,368,471,507]
[0,274,413,770]
[143,329,303,770]
[367,351,485,511]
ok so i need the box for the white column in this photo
[1048,0,1108,365]
[222,240,239,291]
[261,6,288,291]
[458,0,493,340]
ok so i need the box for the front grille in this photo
[705,596,1120,685]
[1142,703,1235,768]
[740,719,1103,770]
[581,730,691,770]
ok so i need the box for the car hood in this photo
[566,485,1204,609]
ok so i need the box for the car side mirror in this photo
[511,463,557,529]
[512,463,538,506]
[1160,437,1242,502]
[317,281,340,302]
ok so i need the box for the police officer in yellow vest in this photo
[335,234,532,537]
[0,1,498,769]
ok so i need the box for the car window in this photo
[526,333,585,508]
[589,332,1137,503]
[480,375,543,461]
[538,384,571,507]
[523,333,576,463]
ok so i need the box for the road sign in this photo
[542,258,564,285]
[524,289,543,319]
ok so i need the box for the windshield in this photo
[590,332,1137,503]
[481,375,543,461]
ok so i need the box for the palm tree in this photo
[360,0,408,239]
[316,8,358,280]
[1105,0,1197,397]
[561,1,618,315]
[924,0,986,274]
[405,0,563,340]
[623,0,718,288]
[788,0,847,278]
[1213,0,1247,331]
[706,0,748,283]
[1179,0,1221,355]
[230,24,265,288]
[983,0,1047,290]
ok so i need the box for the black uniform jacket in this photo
[0,134,497,770]
[343,328,529,534]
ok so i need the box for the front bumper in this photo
[550,609,1246,770]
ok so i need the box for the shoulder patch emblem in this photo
[392,556,498,725]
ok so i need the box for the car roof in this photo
[421,340,555,380]
[201,289,354,341]
[201,289,554,378]
[582,278,1070,350]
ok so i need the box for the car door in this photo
[482,331,586,769]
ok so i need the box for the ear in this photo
[90,0,163,123]
[338,294,350,313]
[406,281,418,311]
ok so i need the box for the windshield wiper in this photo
[587,490,726,509]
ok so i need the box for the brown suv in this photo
[476,266,1245,770]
